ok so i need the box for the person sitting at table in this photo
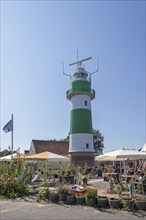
[135,171,141,182]
[127,166,134,175]
[116,166,120,174]
[112,166,120,183]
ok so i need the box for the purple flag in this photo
[3,119,13,133]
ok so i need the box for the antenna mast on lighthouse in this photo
[69,56,92,68]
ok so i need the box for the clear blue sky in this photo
[1,1,145,153]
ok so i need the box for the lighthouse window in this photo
[86,143,89,148]
[85,100,87,106]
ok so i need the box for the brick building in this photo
[29,139,69,157]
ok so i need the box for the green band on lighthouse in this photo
[71,80,91,92]
[70,109,92,134]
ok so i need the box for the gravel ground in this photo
[1,199,146,220]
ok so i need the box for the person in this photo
[112,166,120,183]
[67,169,71,176]
[82,172,87,186]
[76,171,82,185]
[97,166,103,178]
[31,169,41,183]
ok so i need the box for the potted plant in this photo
[134,195,146,211]
[66,193,76,205]
[97,196,109,208]
[76,194,85,205]
[120,195,134,211]
[37,187,50,202]
[57,183,68,201]
[109,197,122,209]
[49,190,59,203]
[85,188,97,207]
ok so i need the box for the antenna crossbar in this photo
[69,56,92,66]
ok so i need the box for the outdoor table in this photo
[105,172,119,177]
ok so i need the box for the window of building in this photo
[85,100,87,106]
[86,143,89,148]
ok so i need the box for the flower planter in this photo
[85,197,96,207]
[59,193,66,201]
[109,198,122,209]
[66,194,76,204]
[49,193,59,203]
[76,195,85,205]
[122,198,134,210]
[97,196,108,208]
[134,200,146,211]
[59,176,74,184]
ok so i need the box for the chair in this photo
[31,172,41,183]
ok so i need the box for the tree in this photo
[0,149,17,157]
[47,138,57,141]
[92,129,104,156]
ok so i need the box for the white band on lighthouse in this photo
[70,95,91,110]
[69,133,94,153]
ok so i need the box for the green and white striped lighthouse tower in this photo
[65,56,98,166]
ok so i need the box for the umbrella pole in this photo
[120,161,121,173]
[123,160,126,172]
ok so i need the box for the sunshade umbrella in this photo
[26,151,69,162]
[140,144,146,153]
[95,148,146,161]
[0,153,17,161]
[13,153,28,160]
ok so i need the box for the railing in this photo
[69,147,94,152]
[66,89,95,100]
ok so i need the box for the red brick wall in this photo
[69,152,94,167]
[32,140,69,156]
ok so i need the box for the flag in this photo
[3,119,13,133]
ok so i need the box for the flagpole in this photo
[11,114,13,160]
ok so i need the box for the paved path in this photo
[1,199,146,220]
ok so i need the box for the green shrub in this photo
[37,187,50,202]
[85,188,97,199]
[0,161,32,198]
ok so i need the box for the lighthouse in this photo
[65,56,98,167]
